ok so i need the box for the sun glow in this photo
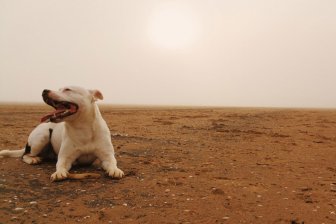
[148,4,199,50]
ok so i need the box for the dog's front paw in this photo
[50,169,69,182]
[107,167,124,179]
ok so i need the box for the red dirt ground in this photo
[0,104,336,223]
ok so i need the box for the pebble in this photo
[300,187,312,191]
[211,188,225,195]
[222,217,230,220]
[13,207,24,212]
[29,201,37,205]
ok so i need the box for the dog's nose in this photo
[42,89,50,100]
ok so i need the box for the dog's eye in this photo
[64,88,72,92]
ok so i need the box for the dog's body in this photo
[0,86,124,181]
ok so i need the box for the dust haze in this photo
[0,0,335,108]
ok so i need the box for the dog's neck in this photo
[64,103,103,135]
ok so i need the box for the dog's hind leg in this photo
[22,145,43,165]
[22,124,53,165]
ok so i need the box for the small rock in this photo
[300,187,312,192]
[211,188,225,195]
[42,214,48,217]
[13,207,24,212]
[29,201,37,205]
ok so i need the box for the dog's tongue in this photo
[40,108,66,123]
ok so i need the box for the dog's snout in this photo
[42,89,50,100]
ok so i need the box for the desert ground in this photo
[0,104,335,224]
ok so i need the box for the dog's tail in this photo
[0,148,25,158]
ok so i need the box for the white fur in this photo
[0,86,124,182]
[0,148,25,158]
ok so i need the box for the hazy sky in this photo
[1,0,335,108]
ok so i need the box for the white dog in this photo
[0,86,124,182]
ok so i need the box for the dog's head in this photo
[41,86,103,123]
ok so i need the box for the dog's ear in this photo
[90,89,104,101]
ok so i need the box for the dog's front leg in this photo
[96,147,124,179]
[50,147,79,182]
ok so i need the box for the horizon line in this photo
[0,101,335,110]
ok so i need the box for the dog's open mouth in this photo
[41,99,78,123]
